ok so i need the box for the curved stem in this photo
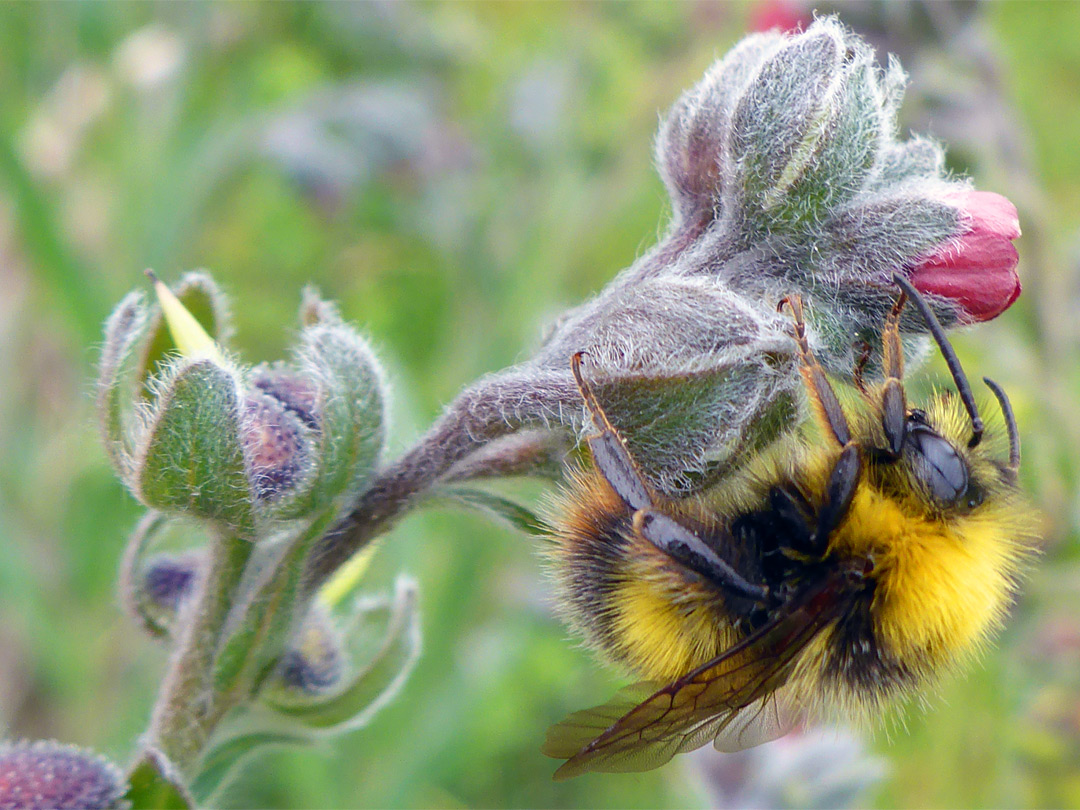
[304,368,580,591]
[147,531,254,774]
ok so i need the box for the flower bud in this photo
[748,0,809,34]
[263,577,420,734]
[275,606,345,696]
[0,741,126,810]
[138,551,203,630]
[908,190,1022,322]
[250,366,320,430]
[533,276,795,493]
[655,32,783,227]
[97,273,387,535]
[241,390,314,503]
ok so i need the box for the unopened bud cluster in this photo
[97,273,387,537]
[94,274,423,797]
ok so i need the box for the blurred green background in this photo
[1,2,1079,808]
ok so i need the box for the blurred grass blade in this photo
[0,136,109,347]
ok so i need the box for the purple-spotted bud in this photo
[241,390,313,503]
[144,553,200,613]
[97,273,387,535]
[250,366,320,430]
[0,741,125,810]
[275,607,345,696]
[262,577,420,734]
[135,551,203,634]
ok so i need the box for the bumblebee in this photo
[543,275,1039,779]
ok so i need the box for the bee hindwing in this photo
[711,693,801,753]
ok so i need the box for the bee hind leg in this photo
[571,351,652,511]
[632,510,768,602]
[570,352,768,602]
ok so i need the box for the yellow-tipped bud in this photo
[146,269,225,364]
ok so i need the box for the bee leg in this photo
[768,485,816,552]
[778,296,851,447]
[880,291,908,456]
[571,352,652,511]
[813,443,862,552]
[852,339,873,396]
[633,510,769,602]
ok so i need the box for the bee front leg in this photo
[778,296,851,448]
[813,443,861,552]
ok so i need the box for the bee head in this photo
[877,275,1022,513]
[899,407,972,506]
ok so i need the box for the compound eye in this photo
[905,424,968,504]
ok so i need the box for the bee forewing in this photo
[546,570,852,778]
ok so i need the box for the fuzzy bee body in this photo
[544,278,1039,778]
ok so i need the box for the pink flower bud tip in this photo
[909,191,1022,323]
[748,0,808,34]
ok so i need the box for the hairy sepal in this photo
[284,307,387,520]
[134,358,257,538]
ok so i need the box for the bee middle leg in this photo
[813,443,861,551]
[880,291,908,456]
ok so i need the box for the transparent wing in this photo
[543,571,851,779]
[710,690,800,753]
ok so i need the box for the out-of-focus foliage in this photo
[0,2,1077,808]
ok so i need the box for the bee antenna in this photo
[892,274,984,448]
[983,377,1021,473]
